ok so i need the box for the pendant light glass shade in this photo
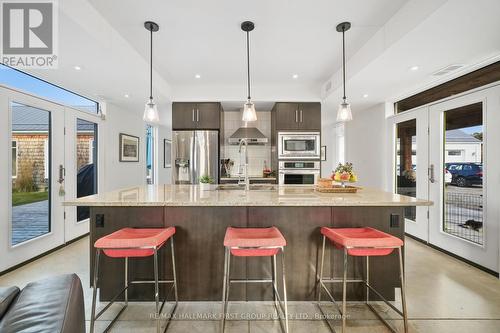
[336,101,352,122]
[143,97,160,124]
[242,99,257,122]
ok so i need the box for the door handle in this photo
[428,164,435,183]
[58,164,65,184]
[192,109,195,122]
[300,110,303,122]
[196,109,200,122]
[295,110,298,123]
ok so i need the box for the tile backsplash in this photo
[223,111,272,177]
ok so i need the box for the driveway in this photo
[12,200,49,245]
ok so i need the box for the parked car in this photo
[444,168,452,184]
[445,163,483,187]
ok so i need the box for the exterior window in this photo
[12,141,17,178]
[0,64,98,113]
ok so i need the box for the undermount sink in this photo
[216,184,278,191]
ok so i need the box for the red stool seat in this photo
[224,227,286,257]
[95,227,176,258]
[321,227,403,256]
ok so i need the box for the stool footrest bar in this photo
[229,279,273,283]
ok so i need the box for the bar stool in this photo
[90,227,179,333]
[317,227,408,333]
[221,227,289,333]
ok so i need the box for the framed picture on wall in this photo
[119,133,139,162]
[321,146,327,161]
[164,139,172,168]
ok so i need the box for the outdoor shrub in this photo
[14,160,38,192]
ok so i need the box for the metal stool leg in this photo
[342,248,348,333]
[281,248,289,333]
[318,235,326,304]
[125,257,129,306]
[221,247,229,333]
[171,237,179,303]
[365,256,369,305]
[272,254,278,316]
[398,247,408,333]
[153,248,160,333]
[90,249,100,333]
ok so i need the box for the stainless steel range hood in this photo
[228,127,268,145]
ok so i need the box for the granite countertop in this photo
[64,185,432,207]
[220,176,276,181]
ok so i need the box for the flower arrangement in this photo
[331,162,357,186]
[199,175,214,190]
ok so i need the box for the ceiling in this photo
[88,0,408,89]
[13,0,500,125]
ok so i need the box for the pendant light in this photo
[241,21,257,122]
[336,21,353,122]
[143,21,160,125]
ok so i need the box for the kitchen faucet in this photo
[238,139,250,191]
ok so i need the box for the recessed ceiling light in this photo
[409,65,419,71]
[124,94,130,98]
[74,65,82,71]
[292,74,299,79]
[195,74,201,79]
[362,94,368,98]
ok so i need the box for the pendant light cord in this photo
[149,27,153,100]
[246,31,251,100]
[342,27,346,101]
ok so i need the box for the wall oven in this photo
[279,161,320,186]
[278,132,320,159]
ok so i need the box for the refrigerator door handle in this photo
[196,109,200,122]
[192,109,195,122]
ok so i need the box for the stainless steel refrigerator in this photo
[172,131,219,184]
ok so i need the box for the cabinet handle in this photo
[300,110,303,122]
[192,109,195,122]
[196,109,200,122]
[295,110,298,123]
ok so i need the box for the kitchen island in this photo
[64,185,431,302]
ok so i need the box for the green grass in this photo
[12,191,49,206]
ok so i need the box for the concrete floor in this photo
[0,236,499,332]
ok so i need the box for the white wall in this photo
[345,103,389,190]
[101,103,147,191]
[156,102,173,185]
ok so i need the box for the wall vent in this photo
[432,64,464,76]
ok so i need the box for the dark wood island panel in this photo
[90,206,405,302]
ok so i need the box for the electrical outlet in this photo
[95,214,104,228]
[390,214,400,228]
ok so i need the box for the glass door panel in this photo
[443,103,483,245]
[392,108,429,242]
[11,103,51,245]
[76,118,97,222]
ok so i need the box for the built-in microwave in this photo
[278,132,320,159]
[278,161,320,186]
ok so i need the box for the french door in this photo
[0,86,100,272]
[392,85,499,273]
[428,86,499,272]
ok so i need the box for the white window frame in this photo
[43,138,49,180]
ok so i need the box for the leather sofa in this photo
[0,273,85,333]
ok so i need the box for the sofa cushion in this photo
[0,274,85,333]
[0,286,20,320]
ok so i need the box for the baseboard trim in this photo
[405,233,499,278]
[0,233,89,277]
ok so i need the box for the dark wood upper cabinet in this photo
[172,102,221,130]
[196,102,221,129]
[274,102,321,131]
[298,102,321,130]
[274,102,299,130]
